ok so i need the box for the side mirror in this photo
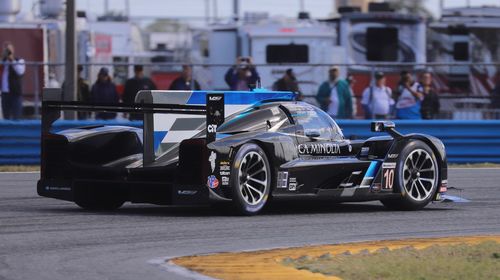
[305,129,321,138]
[371,121,402,139]
[371,121,395,133]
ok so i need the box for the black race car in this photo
[38,90,448,215]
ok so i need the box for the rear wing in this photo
[41,89,294,165]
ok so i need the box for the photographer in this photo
[224,56,260,91]
[395,71,424,120]
[1,42,25,120]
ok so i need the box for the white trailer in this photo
[429,6,500,96]
[191,18,342,96]
[322,5,426,96]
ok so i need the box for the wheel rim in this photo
[402,149,437,201]
[238,151,268,206]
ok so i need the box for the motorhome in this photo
[429,6,500,96]
[191,14,341,97]
[322,3,426,96]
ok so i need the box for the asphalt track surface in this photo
[0,169,499,280]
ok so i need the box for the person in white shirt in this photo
[1,42,25,120]
[361,72,394,119]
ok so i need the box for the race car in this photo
[38,90,448,215]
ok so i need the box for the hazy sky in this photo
[19,0,500,22]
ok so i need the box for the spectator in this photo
[123,65,157,120]
[272,68,302,99]
[492,77,500,109]
[62,65,91,119]
[47,72,60,88]
[420,72,440,119]
[76,65,91,119]
[316,66,352,119]
[91,67,119,120]
[1,42,25,120]
[361,71,394,119]
[395,71,424,119]
[346,74,357,117]
[224,56,260,91]
[169,64,200,91]
[273,68,299,92]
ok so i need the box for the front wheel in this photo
[381,140,439,210]
[230,143,271,215]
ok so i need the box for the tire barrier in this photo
[1,120,499,165]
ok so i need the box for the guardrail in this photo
[1,120,499,165]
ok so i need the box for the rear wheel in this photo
[74,186,125,211]
[381,140,439,210]
[230,144,271,215]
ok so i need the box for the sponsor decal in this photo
[387,153,399,159]
[381,162,396,189]
[221,176,229,186]
[220,171,230,176]
[220,160,230,171]
[209,95,222,101]
[207,124,217,133]
[177,190,198,195]
[209,151,217,173]
[371,183,381,192]
[440,179,448,193]
[382,162,397,168]
[45,186,71,191]
[297,143,340,155]
[277,171,288,188]
[207,175,219,189]
[289,177,297,191]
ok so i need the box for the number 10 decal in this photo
[381,162,396,189]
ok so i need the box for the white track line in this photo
[450,167,500,170]
[148,256,215,280]
[0,171,39,174]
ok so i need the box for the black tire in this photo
[74,186,125,211]
[229,143,271,215]
[381,140,439,211]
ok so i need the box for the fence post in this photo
[34,65,40,117]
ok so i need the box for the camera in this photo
[3,48,12,60]
[239,57,250,63]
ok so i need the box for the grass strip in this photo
[284,241,500,280]
[0,165,40,172]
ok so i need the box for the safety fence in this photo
[7,61,500,120]
[1,120,499,165]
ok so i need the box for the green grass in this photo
[283,241,500,280]
[0,165,40,172]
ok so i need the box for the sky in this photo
[19,0,500,23]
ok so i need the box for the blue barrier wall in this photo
[1,120,499,164]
